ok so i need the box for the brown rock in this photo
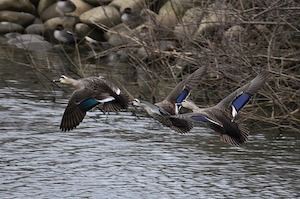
[80,5,121,28]
[0,22,24,33]
[0,0,36,15]
[0,11,35,27]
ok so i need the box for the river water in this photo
[0,38,299,199]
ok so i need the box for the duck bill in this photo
[53,79,60,83]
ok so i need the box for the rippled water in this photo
[0,43,299,198]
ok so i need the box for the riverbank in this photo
[0,0,299,133]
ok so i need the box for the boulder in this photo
[109,0,145,13]
[106,25,132,46]
[80,5,121,28]
[0,11,35,27]
[25,24,46,35]
[0,22,24,34]
[223,25,245,41]
[37,0,56,17]
[140,9,157,24]
[40,0,93,21]
[174,7,204,42]
[0,0,36,15]
[156,0,186,29]
[71,0,95,16]
[7,34,52,52]
[4,32,22,39]
[44,16,79,30]
[194,2,236,38]
[75,23,105,41]
[82,0,113,6]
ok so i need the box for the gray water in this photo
[0,41,299,199]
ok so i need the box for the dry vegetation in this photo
[89,0,299,133]
[4,0,298,133]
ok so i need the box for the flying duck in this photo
[132,66,207,133]
[171,71,268,145]
[54,75,129,131]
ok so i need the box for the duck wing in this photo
[152,112,194,134]
[90,77,129,112]
[60,88,98,131]
[165,66,207,103]
[216,71,268,118]
[170,110,249,146]
[157,66,207,114]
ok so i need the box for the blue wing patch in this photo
[231,93,251,117]
[190,115,222,126]
[176,89,190,104]
[79,98,99,112]
[191,115,211,122]
[175,89,190,114]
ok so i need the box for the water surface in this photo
[0,42,299,199]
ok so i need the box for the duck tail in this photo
[169,117,194,134]
[101,93,129,112]
[220,124,249,146]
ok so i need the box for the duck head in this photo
[53,75,66,83]
[181,100,200,111]
[132,98,141,106]
[132,98,152,108]
[53,75,77,85]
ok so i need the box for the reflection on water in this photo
[0,44,299,199]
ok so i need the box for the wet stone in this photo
[80,5,121,28]
[0,11,35,27]
[25,24,46,35]
[0,0,36,15]
[0,22,24,34]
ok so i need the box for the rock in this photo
[66,0,94,17]
[121,8,145,29]
[0,22,24,34]
[41,0,93,21]
[7,33,45,44]
[109,0,145,13]
[194,2,236,38]
[0,0,36,15]
[4,32,22,39]
[107,49,129,63]
[40,3,60,21]
[44,16,78,30]
[7,34,52,51]
[231,0,253,10]
[136,46,147,59]
[223,25,245,41]
[106,23,131,46]
[174,7,204,42]
[25,24,46,35]
[37,0,56,17]
[75,23,105,41]
[0,11,35,27]
[80,5,121,28]
[82,0,113,6]
[156,0,186,29]
[140,9,157,24]
[30,0,40,7]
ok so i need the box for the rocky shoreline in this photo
[0,1,245,55]
[1,0,299,132]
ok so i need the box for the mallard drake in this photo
[54,75,129,131]
[132,66,207,133]
[56,0,76,16]
[54,24,76,43]
[171,71,268,146]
